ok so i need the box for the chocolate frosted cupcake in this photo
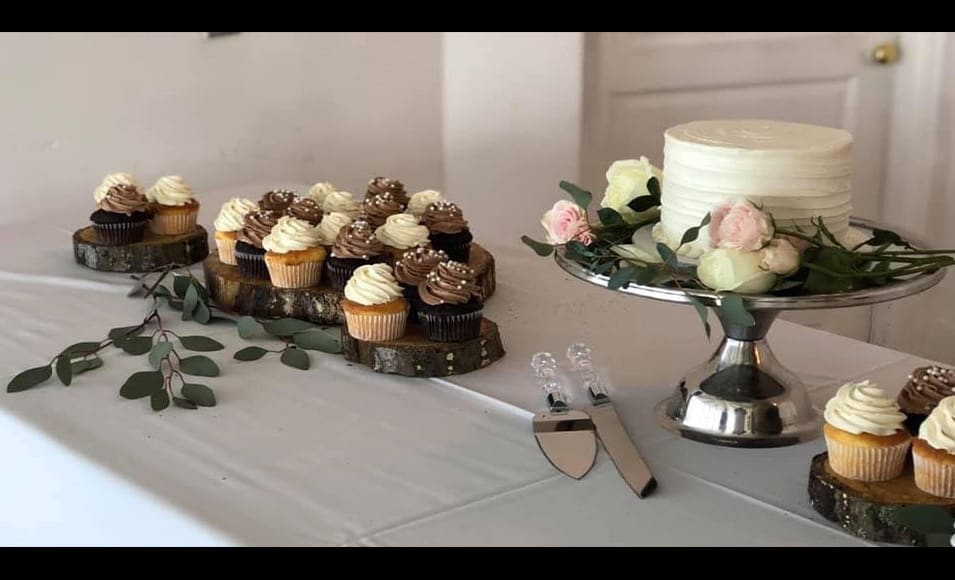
[286,197,324,226]
[326,219,386,290]
[89,183,152,245]
[898,365,955,434]
[394,246,448,318]
[235,210,280,279]
[259,189,298,212]
[423,201,473,263]
[366,177,409,206]
[417,261,483,342]
[361,191,405,229]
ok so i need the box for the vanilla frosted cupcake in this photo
[93,172,138,203]
[913,396,955,498]
[262,216,326,288]
[307,182,337,206]
[823,381,911,482]
[375,213,430,261]
[316,212,352,248]
[322,190,361,219]
[341,263,409,342]
[213,197,258,265]
[407,189,443,219]
[146,176,199,235]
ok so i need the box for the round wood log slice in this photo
[342,318,505,377]
[73,226,209,273]
[808,452,955,545]
[202,243,497,326]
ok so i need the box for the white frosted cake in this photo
[652,119,853,256]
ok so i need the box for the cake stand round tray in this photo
[554,218,945,448]
[74,225,209,273]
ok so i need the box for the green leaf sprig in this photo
[232,316,342,371]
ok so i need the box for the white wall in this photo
[0,32,443,225]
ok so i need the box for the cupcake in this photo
[407,189,443,219]
[235,210,280,279]
[213,197,258,265]
[423,201,473,263]
[93,172,138,203]
[316,212,353,250]
[90,183,152,245]
[913,396,955,498]
[823,380,911,482]
[417,261,484,342]
[366,177,409,206]
[285,197,324,226]
[259,189,298,212]
[898,365,955,434]
[321,190,361,219]
[307,182,336,206]
[146,176,200,235]
[394,246,448,318]
[326,219,386,290]
[361,191,405,229]
[341,263,409,342]
[262,216,326,288]
[375,213,431,262]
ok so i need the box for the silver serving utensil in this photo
[531,352,597,480]
[567,342,657,498]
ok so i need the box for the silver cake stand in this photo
[554,218,945,448]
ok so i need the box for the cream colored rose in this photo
[600,157,663,224]
[759,239,800,276]
[698,248,776,294]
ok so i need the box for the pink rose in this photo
[759,238,801,275]
[541,200,594,245]
[709,201,774,251]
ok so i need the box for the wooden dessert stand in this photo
[73,226,209,273]
[808,452,955,545]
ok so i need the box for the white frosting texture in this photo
[214,197,258,232]
[308,182,336,205]
[375,213,430,249]
[344,263,403,306]
[407,190,443,218]
[147,176,195,206]
[317,212,353,245]
[322,190,361,218]
[824,380,905,436]
[262,216,322,253]
[94,173,137,203]
[920,396,955,453]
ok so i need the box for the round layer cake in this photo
[653,119,853,257]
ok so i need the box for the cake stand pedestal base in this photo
[73,226,209,273]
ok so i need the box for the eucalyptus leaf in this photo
[173,276,191,298]
[233,346,268,361]
[263,318,315,337]
[193,300,211,324]
[719,294,755,328]
[679,213,712,248]
[182,285,199,321]
[120,371,164,399]
[179,355,220,377]
[152,285,173,298]
[592,261,615,275]
[804,247,856,294]
[607,266,636,290]
[148,342,174,369]
[55,355,72,386]
[61,341,102,358]
[237,316,260,339]
[179,336,225,352]
[892,505,955,535]
[71,357,103,375]
[627,196,659,213]
[597,208,625,227]
[120,336,153,356]
[181,383,217,407]
[108,325,144,341]
[687,295,712,341]
[520,235,554,257]
[634,265,662,285]
[150,389,171,411]
[646,176,661,198]
[281,348,310,371]
[559,180,592,209]
[167,299,185,312]
[293,330,342,354]
[173,397,198,410]
[656,243,679,270]
[7,365,52,392]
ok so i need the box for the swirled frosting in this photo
[214,197,258,232]
[286,197,324,226]
[361,192,405,228]
[93,173,137,203]
[322,190,361,218]
[344,263,404,306]
[919,396,955,453]
[419,260,481,306]
[317,212,352,245]
[331,219,384,259]
[366,177,408,205]
[262,216,322,253]
[899,366,955,415]
[394,247,448,286]
[824,380,906,436]
[237,210,280,248]
[407,189,443,218]
[375,213,430,249]
[259,190,298,212]
[96,184,150,215]
[147,176,195,206]
[308,182,336,206]
[423,201,468,234]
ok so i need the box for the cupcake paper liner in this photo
[216,235,238,266]
[150,208,198,235]
[418,309,483,343]
[266,258,323,289]
[235,249,269,280]
[326,257,384,291]
[93,220,148,245]
[914,450,955,498]
[824,433,910,482]
[344,308,408,342]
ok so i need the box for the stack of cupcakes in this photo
[393,247,449,318]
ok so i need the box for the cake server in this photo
[567,343,657,498]
[531,352,597,480]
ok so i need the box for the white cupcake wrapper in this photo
[265,259,323,289]
[914,452,955,498]
[344,308,408,342]
[150,209,198,235]
[825,434,910,482]
[216,236,238,265]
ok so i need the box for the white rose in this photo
[698,248,776,294]
[600,157,663,224]
[759,239,800,276]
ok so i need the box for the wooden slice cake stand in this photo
[73,226,209,273]
[808,452,955,545]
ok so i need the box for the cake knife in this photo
[531,353,597,480]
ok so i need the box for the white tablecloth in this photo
[0,189,940,546]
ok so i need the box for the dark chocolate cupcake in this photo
[360,191,405,229]
[417,260,483,342]
[285,197,323,226]
[259,189,298,212]
[366,177,409,206]
[326,219,386,290]
[89,184,152,245]
[423,201,473,263]
[898,365,955,434]
[393,246,448,319]
[235,210,280,279]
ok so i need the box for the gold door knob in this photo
[871,42,901,65]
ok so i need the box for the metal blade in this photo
[588,404,657,497]
[533,409,597,480]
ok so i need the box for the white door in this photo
[581,31,900,341]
